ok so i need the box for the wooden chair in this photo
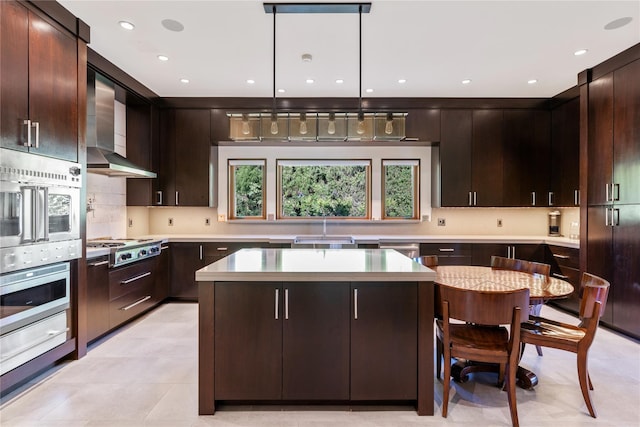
[520,272,610,418]
[413,255,438,268]
[437,285,529,427]
[491,255,551,356]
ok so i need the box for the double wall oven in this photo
[0,149,81,377]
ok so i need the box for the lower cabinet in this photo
[86,257,109,342]
[546,245,581,314]
[471,243,545,266]
[420,243,472,265]
[214,281,417,401]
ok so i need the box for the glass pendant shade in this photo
[241,113,251,135]
[385,112,394,135]
[270,113,279,135]
[299,113,308,135]
[356,112,366,135]
[327,112,336,135]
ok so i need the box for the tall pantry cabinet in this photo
[582,48,640,339]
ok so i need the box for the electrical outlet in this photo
[168,218,174,226]
[437,218,446,226]
[217,214,225,222]
[497,218,503,227]
[205,217,211,226]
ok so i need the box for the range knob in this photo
[139,249,147,256]
[149,246,159,254]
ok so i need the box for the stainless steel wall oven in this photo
[0,149,82,273]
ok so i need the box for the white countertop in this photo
[195,248,437,282]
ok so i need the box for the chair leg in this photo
[442,346,451,418]
[577,352,597,418]
[535,345,544,356]
[497,362,506,387]
[436,337,443,380]
[529,303,544,357]
[588,372,594,390]
[506,361,520,427]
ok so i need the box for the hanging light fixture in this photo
[241,113,251,135]
[327,112,336,135]
[356,4,366,135]
[270,4,278,135]
[299,112,308,135]
[385,112,394,135]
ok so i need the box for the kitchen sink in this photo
[292,235,356,248]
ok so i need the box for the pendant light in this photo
[327,112,336,135]
[270,4,278,135]
[356,4,365,135]
[385,112,394,135]
[299,112,308,134]
[241,113,251,135]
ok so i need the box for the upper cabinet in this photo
[550,97,580,207]
[405,109,440,142]
[126,98,158,206]
[157,109,212,206]
[439,107,552,207]
[1,1,78,162]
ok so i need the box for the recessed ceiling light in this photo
[604,16,633,30]
[119,21,135,30]
[278,88,286,93]
[246,79,255,84]
[301,53,312,62]
[306,79,314,84]
[365,88,373,93]
[398,79,407,84]
[335,79,344,84]
[574,49,588,56]
[528,79,538,84]
[157,55,169,61]
[180,78,189,84]
[462,79,472,85]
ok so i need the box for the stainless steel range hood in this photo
[86,69,156,178]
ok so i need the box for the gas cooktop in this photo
[87,239,162,267]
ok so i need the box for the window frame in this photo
[227,159,267,220]
[276,159,372,220]
[381,159,420,220]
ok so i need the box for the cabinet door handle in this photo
[468,191,473,206]
[605,183,611,202]
[574,189,580,206]
[548,192,554,206]
[23,119,32,147]
[531,192,536,206]
[552,254,570,259]
[512,246,516,259]
[216,247,228,251]
[473,192,477,206]
[354,288,358,320]
[284,288,289,320]
[175,191,179,206]
[275,288,279,320]
[613,208,620,226]
[613,183,620,201]
[605,207,610,226]
[32,121,40,148]
[120,271,151,285]
[88,260,109,267]
[507,246,511,258]
[552,273,569,280]
[156,191,163,205]
[121,295,151,311]
[199,244,203,260]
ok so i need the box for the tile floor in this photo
[1,302,639,427]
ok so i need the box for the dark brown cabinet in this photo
[169,242,206,300]
[584,55,640,339]
[546,245,581,314]
[158,109,211,206]
[0,1,78,162]
[405,109,441,141]
[213,281,417,402]
[126,98,157,206]
[502,110,550,207]
[86,257,110,342]
[351,283,417,400]
[420,243,472,265]
[550,97,580,207]
[471,243,545,266]
[439,109,504,207]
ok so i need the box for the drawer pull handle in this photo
[439,248,454,252]
[552,273,569,280]
[217,247,228,251]
[120,271,151,285]
[121,295,151,311]
[552,254,570,259]
[89,260,109,267]
[275,288,279,320]
[354,288,358,320]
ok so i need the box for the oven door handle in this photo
[39,186,49,242]
[0,327,69,362]
[21,186,36,244]
[120,271,151,285]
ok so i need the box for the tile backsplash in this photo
[86,174,127,239]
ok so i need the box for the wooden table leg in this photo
[450,360,538,389]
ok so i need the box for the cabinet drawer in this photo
[420,243,472,257]
[552,265,581,288]
[548,245,579,269]
[109,286,155,328]
[109,261,155,300]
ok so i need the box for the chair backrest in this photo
[528,261,551,278]
[579,272,610,320]
[438,285,530,325]
[413,255,438,268]
[490,255,530,273]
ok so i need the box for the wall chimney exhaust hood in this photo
[86,69,156,178]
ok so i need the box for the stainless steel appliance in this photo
[549,210,562,236]
[86,239,162,267]
[0,149,82,273]
[0,262,70,375]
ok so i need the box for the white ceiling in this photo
[59,0,640,98]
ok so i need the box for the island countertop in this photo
[195,248,437,282]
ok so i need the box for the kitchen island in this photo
[195,248,437,415]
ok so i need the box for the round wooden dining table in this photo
[433,265,575,389]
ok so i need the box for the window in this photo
[382,159,419,220]
[277,160,371,219]
[228,159,266,219]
